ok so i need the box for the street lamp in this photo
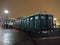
[4,10,9,18]
[53,18,56,20]
[4,10,9,25]
[4,10,9,19]
[4,10,8,14]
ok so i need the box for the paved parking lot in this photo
[0,27,60,45]
[0,27,35,45]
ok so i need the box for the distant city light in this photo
[4,10,9,14]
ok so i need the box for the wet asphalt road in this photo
[2,29,35,45]
[33,37,60,45]
[0,27,3,45]
[0,27,60,45]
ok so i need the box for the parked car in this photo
[2,19,15,28]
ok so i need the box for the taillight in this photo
[51,30,54,32]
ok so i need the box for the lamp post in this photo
[4,10,9,25]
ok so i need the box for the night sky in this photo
[0,0,60,18]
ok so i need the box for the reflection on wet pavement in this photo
[2,27,60,45]
[2,29,35,45]
[0,28,3,45]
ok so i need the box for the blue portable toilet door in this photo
[18,19,21,28]
[17,20,20,28]
[46,15,53,30]
[26,18,30,29]
[40,15,47,30]
[23,19,26,29]
[34,15,40,32]
[16,20,19,28]
[23,19,25,28]
[29,16,34,31]
[21,19,24,29]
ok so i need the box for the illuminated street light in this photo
[4,10,8,14]
[4,10,9,28]
[4,10,9,19]
[53,18,56,20]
